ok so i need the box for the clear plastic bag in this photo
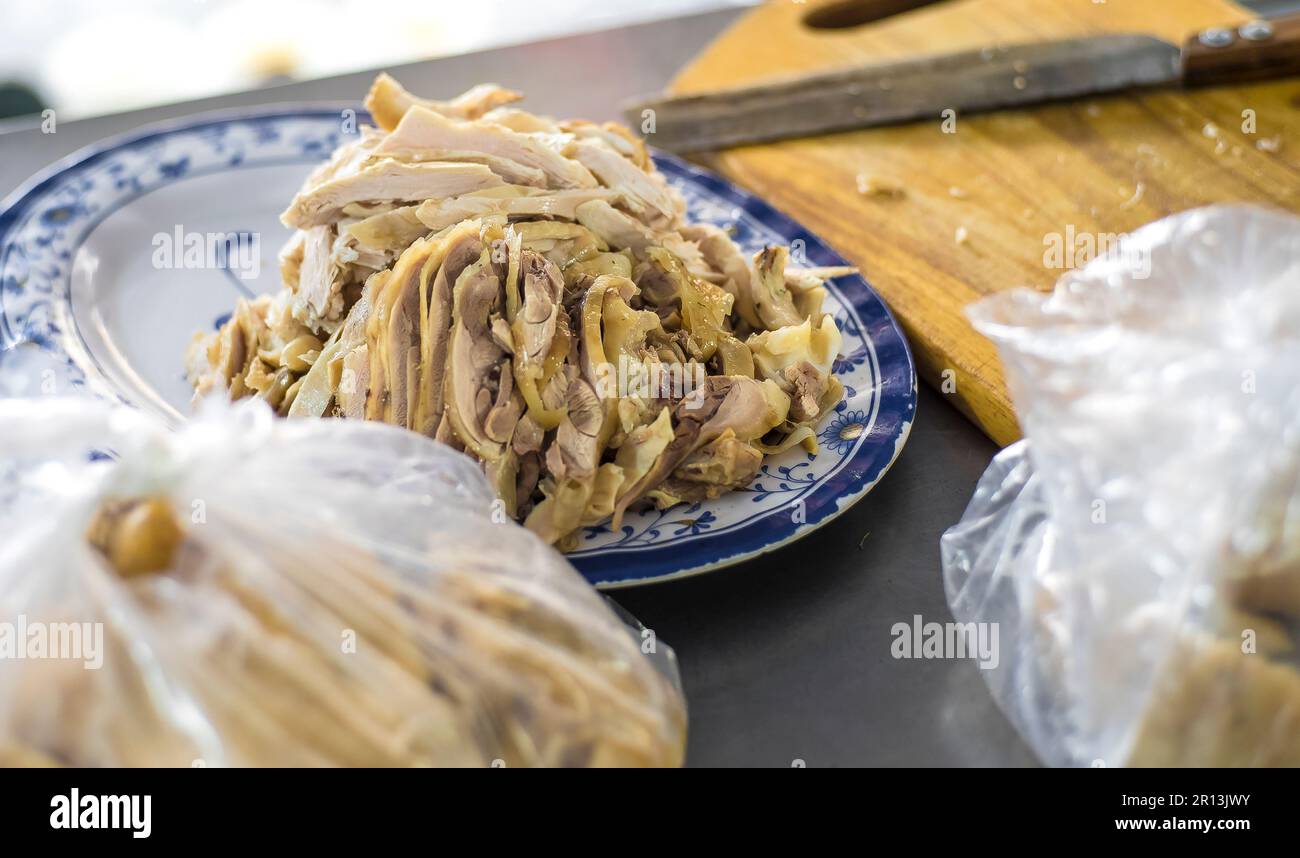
[0,397,685,767]
[942,205,1300,767]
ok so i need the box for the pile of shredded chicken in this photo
[187,74,851,547]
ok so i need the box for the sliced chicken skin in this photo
[339,206,429,273]
[680,223,762,331]
[416,187,619,232]
[337,344,370,419]
[415,226,482,436]
[365,236,440,428]
[512,413,544,456]
[612,375,788,526]
[652,430,764,504]
[751,246,803,330]
[293,280,374,419]
[518,249,564,366]
[483,359,523,444]
[546,378,603,481]
[610,380,727,526]
[443,250,508,461]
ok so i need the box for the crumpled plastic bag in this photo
[0,397,685,767]
[942,205,1300,767]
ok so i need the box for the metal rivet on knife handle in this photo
[1181,11,1300,88]
[1239,20,1275,42]
[1198,28,1235,48]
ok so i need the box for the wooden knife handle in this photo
[1182,13,1300,86]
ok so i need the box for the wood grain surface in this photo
[667,0,1300,446]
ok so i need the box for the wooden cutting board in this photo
[669,0,1300,446]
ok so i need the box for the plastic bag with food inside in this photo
[0,398,685,767]
[941,205,1300,767]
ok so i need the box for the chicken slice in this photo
[374,148,546,187]
[416,227,483,437]
[443,251,508,460]
[574,199,655,252]
[567,138,683,226]
[294,224,347,330]
[649,429,764,504]
[481,107,562,134]
[365,73,521,131]
[375,106,597,190]
[561,120,651,170]
[290,127,385,206]
[281,160,504,228]
[337,205,428,272]
[518,249,564,366]
[365,238,440,428]
[416,187,619,232]
[611,376,787,525]
[279,231,306,292]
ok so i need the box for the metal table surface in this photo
[0,8,1036,767]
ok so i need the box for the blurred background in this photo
[0,0,756,126]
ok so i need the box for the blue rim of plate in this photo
[0,103,916,589]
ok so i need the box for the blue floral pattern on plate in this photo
[0,105,916,588]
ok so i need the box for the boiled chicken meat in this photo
[187,74,851,547]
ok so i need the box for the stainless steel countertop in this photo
[0,8,1036,767]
